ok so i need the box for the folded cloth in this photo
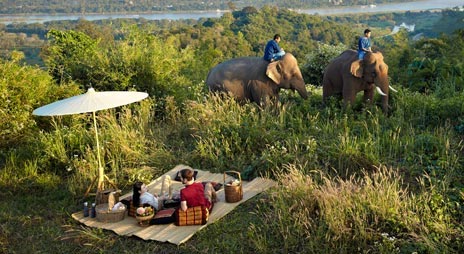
[112,202,125,211]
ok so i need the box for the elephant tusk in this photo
[376,86,387,96]
[389,85,398,93]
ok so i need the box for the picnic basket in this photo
[95,203,126,223]
[96,189,120,205]
[224,171,243,203]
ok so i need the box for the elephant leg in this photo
[343,96,355,108]
[322,78,338,106]
[322,84,331,100]
[249,80,272,107]
[342,84,356,108]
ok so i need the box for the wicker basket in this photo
[224,171,243,203]
[136,214,154,227]
[96,189,120,205]
[95,203,126,223]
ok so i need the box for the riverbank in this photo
[0,0,462,25]
[0,10,228,25]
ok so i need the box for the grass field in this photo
[2,83,464,253]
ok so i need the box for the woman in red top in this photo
[179,168,214,211]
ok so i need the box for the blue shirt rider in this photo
[358,29,372,60]
[264,34,286,62]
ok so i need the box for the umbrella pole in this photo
[93,111,105,191]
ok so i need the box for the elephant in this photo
[322,49,397,113]
[206,53,309,106]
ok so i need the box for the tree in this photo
[301,42,347,86]
[227,1,236,11]
[404,30,464,93]
[42,29,100,87]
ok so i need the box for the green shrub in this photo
[43,27,199,108]
[301,43,347,86]
[0,57,80,149]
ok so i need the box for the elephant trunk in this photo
[292,78,309,99]
[297,86,309,99]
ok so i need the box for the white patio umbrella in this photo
[33,87,149,192]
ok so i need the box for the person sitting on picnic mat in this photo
[132,181,159,210]
[179,168,216,211]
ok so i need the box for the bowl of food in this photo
[135,206,154,226]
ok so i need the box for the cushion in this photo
[150,208,176,225]
[175,206,209,226]
[201,181,222,192]
[210,181,223,192]
[163,199,181,209]
[174,170,198,182]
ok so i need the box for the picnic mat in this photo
[72,164,277,245]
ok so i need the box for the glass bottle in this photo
[83,202,89,217]
[90,202,96,218]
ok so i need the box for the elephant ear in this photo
[350,60,363,78]
[266,61,282,84]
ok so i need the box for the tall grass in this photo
[27,98,172,196]
[249,164,460,253]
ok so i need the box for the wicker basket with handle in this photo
[223,171,243,203]
[95,203,126,223]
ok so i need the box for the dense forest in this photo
[1,7,463,67]
[1,0,413,14]
[2,5,464,253]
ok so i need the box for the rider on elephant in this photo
[358,29,372,60]
[264,34,286,62]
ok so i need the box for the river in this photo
[296,0,463,15]
[0,0,462,25]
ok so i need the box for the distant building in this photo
[391,22,415,34]
[412,33,424,41]
[330,0,343,6]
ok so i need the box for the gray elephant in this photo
[322,50,397,113]
[206,53,309,106]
